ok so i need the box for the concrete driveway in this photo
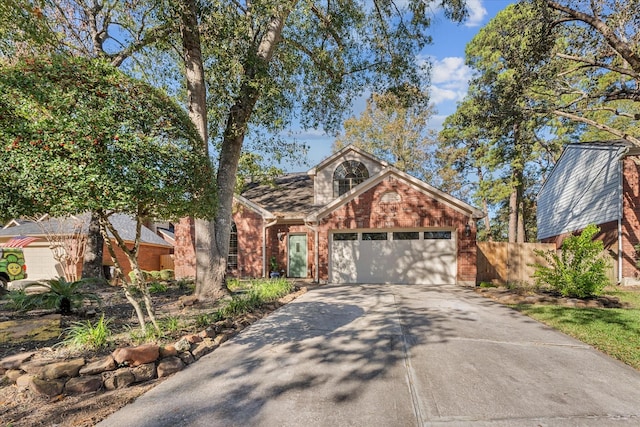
[99,284,640,426]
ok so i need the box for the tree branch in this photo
[552,109,640,146]
[547,0,640,73]
[310,4,343,48]
[555,53,640,79]
[109,24,173,67]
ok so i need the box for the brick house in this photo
[0,213,173,280]
[176,145,484,285]
[537,141,640,284]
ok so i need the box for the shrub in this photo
[148,281,168,293]
[250,278,293,301]
[159,269,174,281]
[62,314,112,350]
[23,277,102,315]
[532,224,610,298]
[3,289,31,311]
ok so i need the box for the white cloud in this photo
[427,56,473,106]
[431,57,473,85]
[464,0,488,27]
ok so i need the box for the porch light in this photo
[277,231,286,241]
[464,224,471,237]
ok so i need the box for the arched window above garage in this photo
[333,161,369,197]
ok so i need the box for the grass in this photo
[194,278,294,327]
[513,287,640,370]
[62,314,112,350]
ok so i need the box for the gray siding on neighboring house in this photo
[537,144,627,240]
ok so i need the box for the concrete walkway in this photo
[98,284,640,426]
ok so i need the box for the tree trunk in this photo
[516,189,525,243]
[179,0,228,301]
[508,187,518,243]
[194,9,292,300]
[82,212,104,280]
[477,166,492,241]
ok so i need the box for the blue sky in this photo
[282,0,515,171]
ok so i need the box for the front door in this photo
[288,234,307,278]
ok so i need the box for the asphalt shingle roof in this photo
[0,213,171,247]
[241,173,316,218]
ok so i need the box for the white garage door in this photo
[330,230,456,285]
[23,245,63,280]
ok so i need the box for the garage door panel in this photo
[330,230,456,285]
[23,246,63,280]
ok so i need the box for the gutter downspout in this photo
[618,148,629,284]
[263,219,278,278]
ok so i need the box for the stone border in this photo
[0,287,307,398]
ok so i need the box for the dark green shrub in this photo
[532,224,610,298]
[148,281,168,293]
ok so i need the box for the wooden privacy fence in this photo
[477,242,555,285]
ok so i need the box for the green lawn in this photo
[513,287,640,370]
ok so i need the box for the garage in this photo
[20,244,63,280]
[329,229,457,284]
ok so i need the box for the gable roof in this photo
[238,173,315,219]
[306,166,485,222]
[307,144,389,177]
[0,213,172,247]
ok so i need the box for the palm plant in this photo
[24,277,102,315]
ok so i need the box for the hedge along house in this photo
[175,145,484,285]
[537,141,640,285]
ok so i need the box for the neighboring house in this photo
[537,140,640,284]
[0,213,173,281]
[175,145,484,285]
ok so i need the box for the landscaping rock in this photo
[16,374,65,397]
[131,363,156,383]
[191,338,218,360]
[157,356,184,378]
[113,344,159,366]
[5,369,23,383]
[39,358,85,380]
[65,375,103,395]
[0,351,35,370]
[199,327,217,339]
[178,352,195,365]
[20,359,52,375]
[174,337,191,352]
[179,295,198,307]
[80,355,116,375]
[159,345,178,358]
[184,334,202,344]
[103,367,136,390]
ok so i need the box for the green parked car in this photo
[0,247,27,291]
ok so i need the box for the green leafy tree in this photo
[533,224,610,298]
[443,2,566,242]
[535,0,640,144]
[2,0,472,301]
[334,88,438,182]
[0,56,215,331]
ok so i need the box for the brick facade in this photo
[317,176,477,284]
[103,243,172,277]
[621,156,640,280]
